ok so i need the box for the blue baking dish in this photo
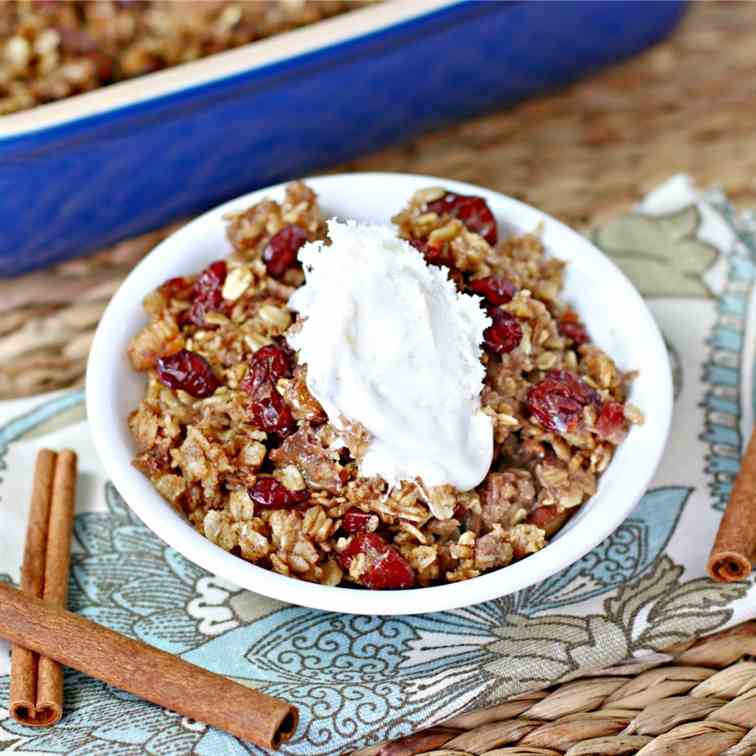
[0,0,686,276]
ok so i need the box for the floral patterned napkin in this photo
[1,175,755,755]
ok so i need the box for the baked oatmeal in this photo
[1,1,368,115]
[127,182,643,590]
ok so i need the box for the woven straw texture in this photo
[4,2,756,398]
[357,622,756,756]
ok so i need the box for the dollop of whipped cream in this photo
[287,219,493,492]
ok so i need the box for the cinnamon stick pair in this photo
[708,428,756,582]
[4,449,299,749]
[10,449,77,727]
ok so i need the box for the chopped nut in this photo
[229,489,255,521]
[427,485,456,520]
[258,304,292,334]
[274,464,306,491]
[222,266,253,301]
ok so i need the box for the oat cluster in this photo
[127,182,642,590]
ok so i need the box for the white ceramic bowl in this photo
[87,173,673,615]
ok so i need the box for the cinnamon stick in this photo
[9,449,58,726]
[0,583,299,749]
[708,427,756,582]
[37,450,78,724]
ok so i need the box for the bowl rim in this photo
[86,171,673,616]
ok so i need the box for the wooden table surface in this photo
[3,1,756,399]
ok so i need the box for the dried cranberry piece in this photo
[175,308,193,329]
[194,260,227,304]
[90,51,115,83]
[559,320,590,346]
[156,349,220,398]
[339,532,382,569]
[263,225,308,279]
[342,508,374,535]
[186,301,208,327]
[186,260,228,326]
[427,192,498,245]
[468,276,516,305]
[483,308,522,354]
[409,238,429,254]
[409,238,463,289]
[337,446,352,464]
[242,344,293,395]
[366,547,416,590]
[339,533,415,589]
[243,344,297,439]
[447,268,466,292]
[159,276,193,300]
[409,237,449,267]
[249,477,308,510]
[526,506,564,530]
[250,391,296,438]
[559,312,590,346]
[596,401,628,443]
[525,370,599,433]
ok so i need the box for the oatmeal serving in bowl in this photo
[125,180,644,591]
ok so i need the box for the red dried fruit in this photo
[243,344,297,438]
[525,370,599,433]
[559,321,590,345]
[559,319,590,346]
[185,301,207,327]
[89,51,115,83]
[156,349,220,398]
[159,276,193,300]
[194,260,227,303]
[366,546,416,590]
[448,268,466,292]
[187,260,227,326]
[249,477,308,510]
[409,237,448,267]
[263,225,308,279]
[526,506,565,531]
[339,532,381,569]
[339,533,415,590]
[596,401,628,443]
[468,276,516,305]
[337,446,352,464]
[483,308,522,354]
[242,344,293,394]
[427,192,498,245]
[342,508,374,534]
[250,391,296,438]
[409,237,463,289]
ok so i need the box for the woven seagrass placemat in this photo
[356,622,756,756]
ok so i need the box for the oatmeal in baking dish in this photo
[0,1,369,115]
[127,182,643,590]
